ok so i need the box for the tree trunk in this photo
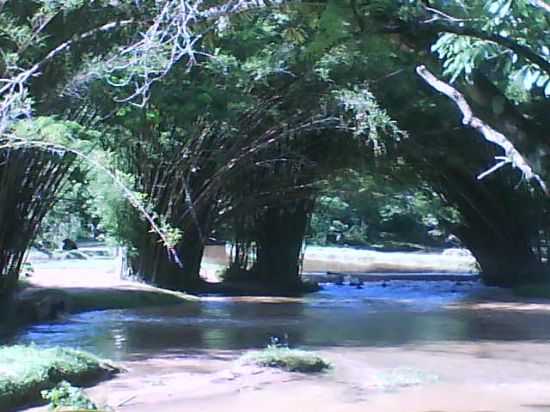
[457,224,544,286]
[253,200,312,290]
[395,72,549,288]
[128,211,210,291]
[439,168,546,286]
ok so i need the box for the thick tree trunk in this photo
[128,210,210,291]
[395,67,549,288]
[457,224,544,287]
[129,236,204,291]
[438,168,546,287]
[253,200,312,290]
[0,291,15,323]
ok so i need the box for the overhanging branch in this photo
[425,21,550,76]
[0,19,135,135]
[416,65,548,196]
[384,18,550,76]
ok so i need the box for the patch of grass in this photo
[42,381,98,411]
[241,345,331,373]
[0,345,118,412]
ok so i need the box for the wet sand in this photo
[17,282,550,412]
[25,342,550,412]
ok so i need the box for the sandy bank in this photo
[23,342,550,412]
[13,257,198,326]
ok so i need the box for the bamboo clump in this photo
[0,146,74,296]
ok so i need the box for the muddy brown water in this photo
[9,279,550,412]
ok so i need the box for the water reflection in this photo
[7,281,550,361]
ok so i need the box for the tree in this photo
[1,0,548,293]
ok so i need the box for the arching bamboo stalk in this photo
[0,146,75,296]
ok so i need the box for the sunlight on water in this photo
[10,279,550,363]
[202,245,478,276]
[302,246,478,273]
[12,277,550,412]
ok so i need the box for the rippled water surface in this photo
[11,260,550,412]
[10,280,550,362]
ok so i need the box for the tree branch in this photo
[0,19,135,135]
[530,0,550,13]
[386,20,550,76]
[416,65,548,195]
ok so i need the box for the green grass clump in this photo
[242,345,331,373]
[42,381,98,411]
[0,345,118,412]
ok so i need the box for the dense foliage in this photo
[0,0,548,293]
[308,170,460,248]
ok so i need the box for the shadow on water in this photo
[6,281,550,361]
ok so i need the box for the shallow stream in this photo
[9,281,550,359]
[10,269,550,411]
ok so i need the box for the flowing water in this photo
[10,278,550,412]
[8,281,549,358]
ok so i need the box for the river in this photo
[11,276,550,412]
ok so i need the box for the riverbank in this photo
[199,245,479,282]
[13,273,550,412]
[300,245,478,274]
[0,345,119,412]
[18,244,479,320]
[23,342,550,412]
[10,258,198,328]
